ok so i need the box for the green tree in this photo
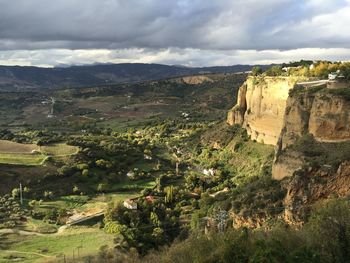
[165,185,174,203]
[251,66,263,76]
[265,66,283,76]
[97,183,108,193]
[72,185,80,193]
[82,169,89,177]
[11,188,20,198]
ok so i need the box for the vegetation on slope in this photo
[82,199,350,263]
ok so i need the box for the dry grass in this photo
[41,144,79,156]
[0,140,38,153]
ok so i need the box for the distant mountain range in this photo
[0,63,271,90]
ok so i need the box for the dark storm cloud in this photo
[0,0,349,51]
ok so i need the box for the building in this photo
[126,171,135,179]
[328,72,338,80]
[145,195,155,203]
[282,66,302,72]
[123,199,137,210]
[328,70,345,80]
[327,70,348,89]
[203,168,215,176]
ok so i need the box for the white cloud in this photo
[0,47,349,68]
[0,0,349,66]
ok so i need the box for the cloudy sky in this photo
[0,0,349,67]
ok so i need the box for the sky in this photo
[0,0,350,67]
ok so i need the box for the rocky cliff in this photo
[283,161,350,225]
[227,76,307,145]
[273,86,350,180]
[227,76,350,227]
[228,76,350,180]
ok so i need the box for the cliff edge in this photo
[228,76,350,180]
[227,76,308,145]
[273,85,350,180]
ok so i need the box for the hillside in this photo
[0,63,268,90]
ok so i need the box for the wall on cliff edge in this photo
[227,76,307,145]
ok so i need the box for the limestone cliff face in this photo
[309,94,350,142]
[227,82,247,126]
[278,89,350,148]
[228,76,350,180]
[273,89,350,180]
[228,76,306,145]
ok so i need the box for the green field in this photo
[0,153,47,166]
[0,227,114,263]
[41,144,79,156]
[34,189,146,217]
[109,179,156,192]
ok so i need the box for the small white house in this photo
[144,154,152,160]
[181,112,190,118]
[328,73,338,80]
[203,168,215,176]
[328,70,344,80]
[127,171,135,178]
[123,199,137,210]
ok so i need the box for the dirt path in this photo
[1,249,52,258]
[0,229,45,236]
[0,225,69,236]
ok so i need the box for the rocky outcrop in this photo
[182,75,213,85]
[227,82,247,126]
[283,161,350,225]
[309,94,350,142]
[230,211,268,229]
[227,76,307,145]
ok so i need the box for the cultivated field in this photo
[0,140,37,153]
[41,144,79,156]
[0,140,79,166]
[0,153,47,166]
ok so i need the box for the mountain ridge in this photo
[0,63,271,90]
